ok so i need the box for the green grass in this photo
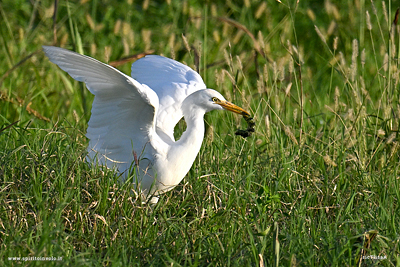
[1,0,400,266]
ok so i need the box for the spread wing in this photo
[43,46,159,173]
[131,55,206,141]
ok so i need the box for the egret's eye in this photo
[211,97,219,102]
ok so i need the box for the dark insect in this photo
[235,112,255,138]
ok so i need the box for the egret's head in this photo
[210,95,250,116]
[184,89,250,116]
[207,89,250,116]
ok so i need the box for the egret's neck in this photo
[167,105,206,180]
[178,108,206,150]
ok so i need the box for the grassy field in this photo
[1,0,399,266]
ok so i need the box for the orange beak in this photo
[215,100,250,116]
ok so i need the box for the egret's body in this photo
[43,46,249,202]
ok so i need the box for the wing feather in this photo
[131,55,206,141]
[43,46,159,173]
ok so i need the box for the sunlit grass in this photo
[1,0,399,266]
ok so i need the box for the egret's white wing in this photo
[131,55,206,141]
[43,46,159,173]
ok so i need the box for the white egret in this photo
[43,46,250,203]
